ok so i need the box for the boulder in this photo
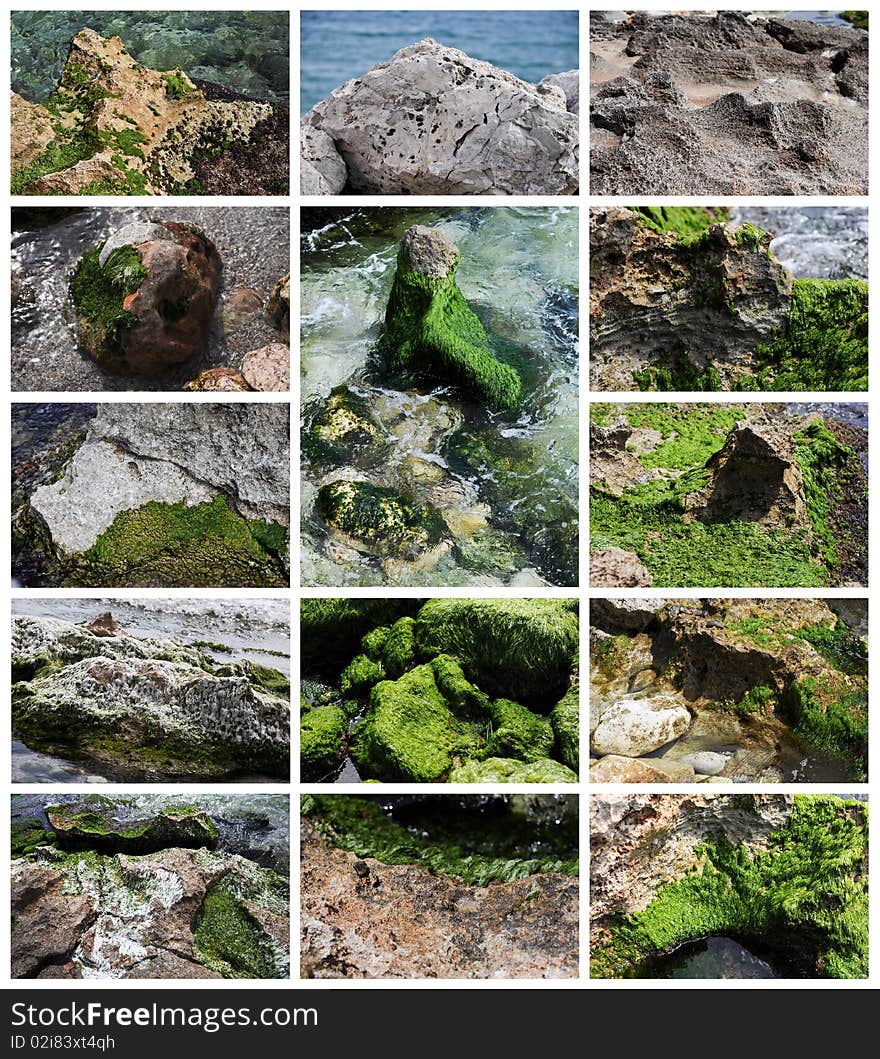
[550,686,579,773]
[590,547,653,587]
[590,598,660,633]
[300,706,348,782]
[10,92,56,169]
[378,225,523,410]
[538,71,579,113]
[591,694,691,757]
[184,368,251,391]
[449,757,577,783]
[265,273,290,341]
[241,343,290,391]
[71,221,222,376]
[302,38,578,195]
[46,805,218,853]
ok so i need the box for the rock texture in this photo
[590,12,868,194]
[300,822,578,979]
[301,38,578,195]
[590,547,652,587]
[13,615,289,780]
[589,208,793,389]
[11,29,279,195]
[591,695,691,757]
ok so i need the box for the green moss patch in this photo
[592,796,868,980]
[300,705,348,782]
[550,686,579,774]
[69,244,147,363]
[194,879,285,979]
[449,757,577,783]
[632,206,729,238]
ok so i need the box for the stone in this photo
[221,288,265,333]
[300,125,347,195]
[590,598,660,632]
[676,751,729,776]
[241,343,290,392]
[300,821,577,978]
[10,861,97,979]
[265,273,290,341]
[590,755,692,784]
[538,71,579,113]
[448,757,577,783]
[184,368,251,392]
[589,417,656,496]
[591,694,691,757]
[10,92,56,170]
[11,29,275,196]
[82,612,120,637]
[590,547,653,587]
[589,207,793,389]
[302,38,578,195]
[71,221,222,376]
[46,805,218,854]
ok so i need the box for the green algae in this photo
[11,817,55,857]
[46,804,218,853]
[449,757,577,783]
[360,624,392,661]
[841,11,868,30]
[591,795,868,980]
[71,494,287,588]
[594,635,632,678]
[414,598,578,710]
[317,479,448,561]
[339,653,384,695]
[69,244,147,363]
[161,70,196,99]
[550,686,579,774]
[378,237,523,411]
[486,698,554,763]
[303,795,579,885]
[300,599,415,674]
[300,706,348,782]
[778,680,868,781]
[381,616,416,679]
[632,206,729,238]
[792,419,859,567]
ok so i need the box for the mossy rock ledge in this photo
[377,225,524,410]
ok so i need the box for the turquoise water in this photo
[12,10,289,103]
[301,9,579,112]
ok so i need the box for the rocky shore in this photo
[590,12,868,195]
[590,207,867,391]
[11,28,289,195]
[11,796,290,980]
[301,598,578,783]
[590,794,868,979]
[13,403,290,588]
[302,38,578,195]
[589,403,868,588]
[12,613,290,781]
[590,598,867,783]
[301,795,578,978]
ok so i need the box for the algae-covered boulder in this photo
[415,598,579,709]
[339,654,384,695]
[378,225,523,410]
[449,758,577,783]
[300,706,348,782]
[71,221,222,376]
[381,616,416,679]
[46,804,218,854]
[350,656,488,782]
[550,686,579,774]
[317,479,449,561]
[486,698,555,763]
[300,599,416,674]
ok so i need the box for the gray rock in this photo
[590,598,660,633]
[590,547,653,587]
[300,125,347,194]
[302,38,578,195]
[539,71,579,113]
[98,222,173,267]
[676,751,729,776]
[591,694,691,757]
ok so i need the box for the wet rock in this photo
[241,343,290,392]
[300,821,578,978]
[12,844,288,979]
[590,547,653,587]
[590,755,694,784]
[184,367,251,391]
[71,221,222,377]
[46,805,218,854]
[221,288,264,333]
[82,612,119,637]
[589,207,793,389]
[590,598,660,633]
[302,38,578,195]
[591,695,691,757]
[590,12,868,195]
[448,757,577,783]
[11,29,276,196]
[265,273,290,342]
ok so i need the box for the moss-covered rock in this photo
[300,706,348,782]
[46,804,218,854]
[339,654,384,695]
[415,598,579,710]
[193,875,288,979]
[381,616,417,679]
[300,599,416,674]
[486,698,555,763]
[317,479,448,561]
[11,817,56,857]
[350,655,488,782]
[378,225,523,411]
[449,757,577,783]
[550,686,579,774]
[304,386,386,466]
[360,624,392,661]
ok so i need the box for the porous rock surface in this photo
[302,38,579,195]
[300,822,578,979]
[30,403,289,555]
[589,207,792,389]
[590,12,868,195]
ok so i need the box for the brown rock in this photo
[590,547,653,587]
[590,417,656,496]
[184,368,251,392]
[265,273,290,342]
[11,861,97,978]
[591,755,692,784]
[10,93,56,170]
[242,343,290,391]
[222,288,265,333]
[300,822,577,979]
[83,611,120,637]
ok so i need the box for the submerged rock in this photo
[301,38,578,195]
[378,225,523,410]
[184,367,251,391]
[11,28,279,196]
[71,221,222,376]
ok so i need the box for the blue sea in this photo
[301,9,579,113]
